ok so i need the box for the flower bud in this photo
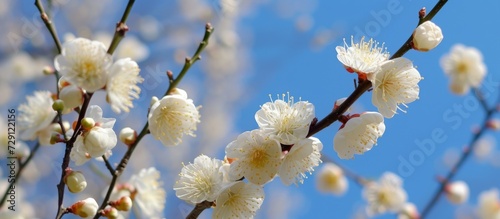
[169,88,188,98]
[412,21,443,51]
[60,84,84,110]
[64,170,87,193]
[111,196,133,211]
[58,77,71,90]
[52,99,65,112]
[69,198,98,218]
[50,133,62,144]
[487,119,500,131]
[445,181,469,204]
[43,66,55,75]
[81,118,96,131]
[119,127,137,145]
[150,96,159,108]
[398,202,419,219]
[53,121,71,134]
[102,207,119,219]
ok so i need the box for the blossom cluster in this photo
[14,36,203,218]
[174,94,323,218]
[10,2,498,218]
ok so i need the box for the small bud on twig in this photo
[167,70,174,81]
[419,7,426,19]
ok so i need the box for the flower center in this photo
[456,61,469,74]
[222,191,239,207]
[377,192,389,205]
[81,60,98,76]
[249,148,268,168]
[324,172,339,185]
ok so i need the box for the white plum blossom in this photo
[174,155,223,203]
[440,44,487,95]
[336,36,389,76]
[412,21,443,51]
[315,163,348,195]
[148,88,200,146]
[225,130,282,185]
[70,105,117,165]
[371,57,422,118]
[473,135,496,161]
[18,91,57,141]
[445,181,469,204]
[333,112,385,159]
[70,140,91,166]
[129,167,166,218]
[106,58,143,113]
[212,181,264,219]
[363,172,408,216]
[255,94,315,145]
[278,137,323,185]
[477,188,500,219]
[54,38,112,92]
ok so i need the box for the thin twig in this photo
[186,201,214,219]
[94,24,214,218]
[390,0,448,59]
[420,92,498,218]
[165,23,214,96]
[55,93,93,219]
[473,88,490,113]
[102,156,115,176]
[34,0,62,53]
[107,0,136,54]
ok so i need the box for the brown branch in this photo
[307,0,449,138]
[186,201,214,219]
[390,0,448,59]
[107,0,136,54]
[34,0,62,53]
[93,24,214,218]
[55,93,93,219]
[420,90,498,218]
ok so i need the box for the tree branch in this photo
[34,0,62,53]
[186,201,214,219]
[307,0,449,138]
[420,90,498,218]
[55,93,93,219]
[107,0,136,54]
[94,24,214,218]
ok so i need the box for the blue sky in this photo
[3,0,500,218]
